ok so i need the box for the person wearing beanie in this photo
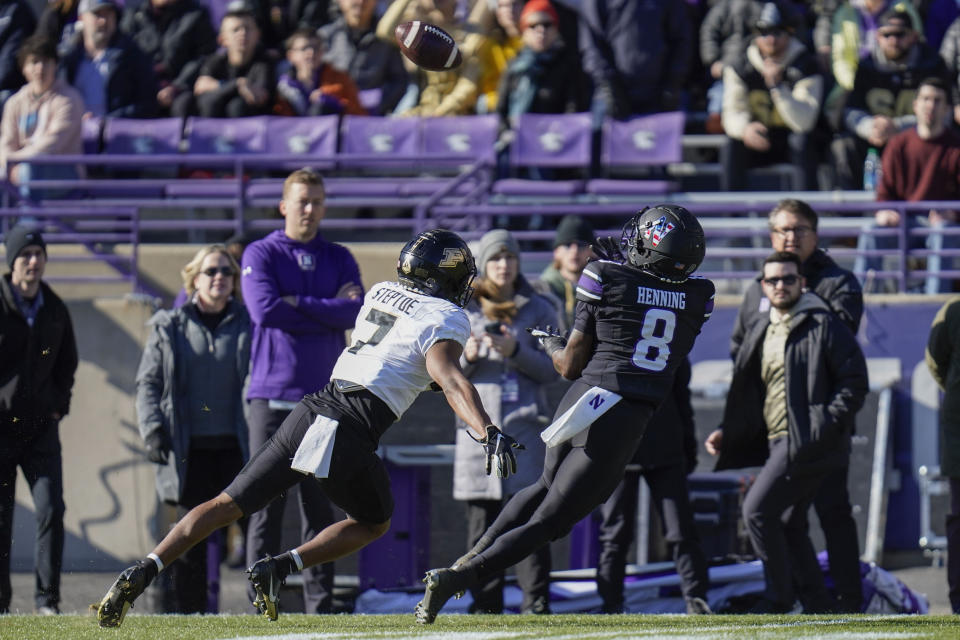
[0,224,78,615]
[452,228,561,614]
[536,216,594,330]
[495,0,587,130]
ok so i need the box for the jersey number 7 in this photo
[348,309,398,354]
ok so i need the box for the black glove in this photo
[591,236,625,263]
[144,429,172,465]
[475,425,524,479]
[527,325,567,357]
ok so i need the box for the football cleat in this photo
[247,555,284,621]
[97,561,150,628]
[685,596,713,615]
[414,567,472,624]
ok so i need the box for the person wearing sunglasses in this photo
[705,251,868,614]
[729,198,864,613]
[720,2,823,191]
[833,5,949,190]
[133,243,250,614]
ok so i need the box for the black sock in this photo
[273,552,299,579]
[140,558,158,586]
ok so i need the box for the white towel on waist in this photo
[291,414,339,478]
[540,386,622,447]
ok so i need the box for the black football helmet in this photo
[397,229,477,307]
[621,205,706,283]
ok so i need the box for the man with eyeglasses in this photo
[832,5,949,190]
[730,198,863,612]
[705,251,868,614]
[239,168,363,613]
[720,2,823,191]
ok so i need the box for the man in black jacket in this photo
[59,0,158,119]
[730,198,864,612]
[0,226,78,615]
[120,0,217,116]
[705,251,868,613]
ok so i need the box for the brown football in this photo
[395,20,463,72]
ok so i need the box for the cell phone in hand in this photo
[485,321,502,335]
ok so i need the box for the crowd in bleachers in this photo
[2,1,960,226]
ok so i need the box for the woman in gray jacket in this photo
[453,229,561,614]
[135,244,251,614]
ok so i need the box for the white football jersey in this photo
[331,281,471,417]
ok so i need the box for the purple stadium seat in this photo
[586,111,683,196]
[82,117,102,154]
[263,116,338,160]
[102,117,183,154]
[420,115,497,165]
[339,115,420,163]
[493,112,592,197]
[185,116,268,154]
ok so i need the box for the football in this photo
[395,20,463,72]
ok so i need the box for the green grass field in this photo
[2,613,960,640]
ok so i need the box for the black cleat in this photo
[97,562,150,628]
[247,555,285,621]
[414,567,471,624]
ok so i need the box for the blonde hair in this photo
[282,168,325,200]
[181,244,242,302]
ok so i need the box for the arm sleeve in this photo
[578,0,615,87]
[926,299,957,390]
[0,95,18,172]
[721,64,751,139]
[824,322,870,431]
[699,4,723,67]
[876,140,898,201]
[828,273,864,334]
[663,0,692,90]
[52,305,78,417]
[770,73,823,133]
[295,250,365,329]
[729,289,754,361]
[7,94,84,159]
[241,244,331,334]
[134,318,168,438]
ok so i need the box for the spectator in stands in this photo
[240,168,363,614]
[937,14,960,125]
[926,296,960,615]
[120,0,218,117]
[172,232,252,307]
[730,199,865,613]
[597,357,711,615]
[705,251,868,614]
[36,0,80,56]
[173,1,275,118]
[0,36,84,200]
[377,0,481,116]
[535,216,593,331]
[495,0,586,131]
[0,226,78,615]
[700,0,801,133]
[276,27,366,116]
[830,0,923,93]
[0,0,36,110]
[472,0,522,115]
[135,244,250,614]
[833,5,949,190]
[579,0,690,119]
[59,0,158,119]
[720,2,824,191]
[319,0,408,115]
[453,229,559,615]
[868,76,960,292]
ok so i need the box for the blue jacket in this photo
[0,0,36,93]
[241,230,363,401]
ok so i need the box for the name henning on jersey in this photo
[637,286,685,310]
[370,285,420,315]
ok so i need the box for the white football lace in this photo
[424,25,453,44]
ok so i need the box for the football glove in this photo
[591,236,625,263]
[144,429,172,465]
[473,425,524,479]
[527,325,567,357]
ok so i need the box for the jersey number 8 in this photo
[631,308,675,372]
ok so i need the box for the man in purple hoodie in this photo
[240,168,363,613]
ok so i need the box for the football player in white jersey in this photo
[97,229,524,628]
